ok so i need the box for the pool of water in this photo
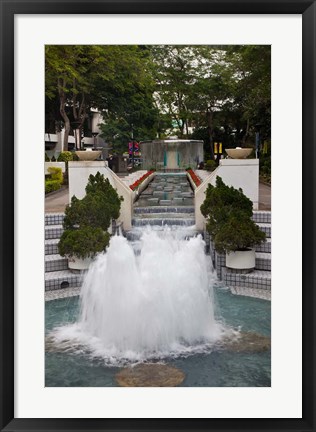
[45,286,270,387]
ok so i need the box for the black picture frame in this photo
[0,1,315,431]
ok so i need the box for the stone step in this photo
[252,211,271,224]
[132,217,195,227]
[222,268,271,291]
[45,254,68,272]
[45,213,64,226]
[214,250,271,276]
[132,213,195,220]
[45,238,60,255]
[256,238,271,253]
[134,206,194,214]
[45,224,63,240]
[257,223,271,238]
[124,227,200,242]
[45,270,83,291]
[255,252,271,271]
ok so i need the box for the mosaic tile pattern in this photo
[223,268,271,290]
[45,270,83,291]
[252,211,271,224]
[256,238,271,253]
[45,254,68,272]
[45,239,59,255]
[45,225,64,240]
[255,252,271,271]
[45,213,65,226]
[257,223,271,238]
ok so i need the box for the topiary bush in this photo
[201,176,265,254]
[58,226,110,260]
[57,151,73,164]
[45,153,50,162]
[58,172,123,260]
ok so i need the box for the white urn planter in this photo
[68,256,93,271]
[226,248,255,271]
[75,150,102,161]
[225,148,252,159]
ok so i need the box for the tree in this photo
[96,46,159,152]
[150,45,199,138]
[45,45,119,151]
[46,45,159,153]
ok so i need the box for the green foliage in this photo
[59,172,122,259]
[45,153,50,162]
[46,44,271,153]
[57,151,73,163]
[47,166,63,183]
[58,226,110,260]
[259,155,271,183]
[205,160,217,172]
[201,176,265,253]
[51,156,56,162]
[212,213,266,253]
[45,179,61,194]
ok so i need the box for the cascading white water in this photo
[51,227,225,364]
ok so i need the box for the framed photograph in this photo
[1,0,315,431]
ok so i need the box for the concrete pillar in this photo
[68,161,134,231]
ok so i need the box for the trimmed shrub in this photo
[201,176,265,254]
[45,153,50,162]
[205,160,217,172]
[59,172,123,260]
[47,166,63,184]
[45,180,61,194]
[58,226,110,260]
[57,151,73,163]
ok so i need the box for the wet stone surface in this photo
[115,363,185,387]
[219,332,271,353]
[134,173,194,209]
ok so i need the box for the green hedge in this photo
[47,166,63,183]
[45,180,62,194]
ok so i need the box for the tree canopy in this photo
[45,44,271,157]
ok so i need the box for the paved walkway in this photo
[45,181,271,213]
[259,182,271,210]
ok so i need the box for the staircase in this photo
[45,193,271,300]
[210,210,271,298]
[45,213,83,293]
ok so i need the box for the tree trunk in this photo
[206,110,214,160]
[242,118,250,146]
[58,79,70,151]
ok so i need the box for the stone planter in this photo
[75,150,102,161]
[186,172,197,190]
[133,173,155,202]
[68,256,93,271]
[226,248,255,271]
[225,148,252,159]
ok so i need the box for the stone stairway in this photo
[45,213,83,291]
[45,206,271,298]
[211,210,271,294]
